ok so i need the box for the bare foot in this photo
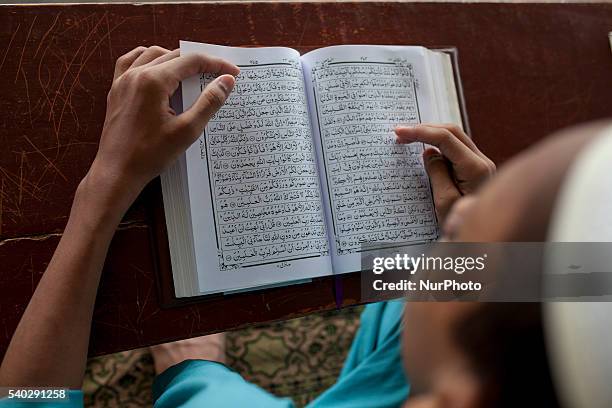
[150,333,226,374]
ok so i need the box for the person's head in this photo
[401,121,611,408]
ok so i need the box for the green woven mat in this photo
[84,306,363,407]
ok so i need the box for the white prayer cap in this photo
[544,125,612,408]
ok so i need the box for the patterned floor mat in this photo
[84,306,363,407]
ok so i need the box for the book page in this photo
[180,41,332,294]
[301,45,440,274]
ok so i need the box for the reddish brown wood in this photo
[1,2,611,357]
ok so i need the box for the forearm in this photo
[0,45,237,388]
[0,165,137,387]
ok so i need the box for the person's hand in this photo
[395,124,495,223]
[150,333,226,374]
[85,46,239,212]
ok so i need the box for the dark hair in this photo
[453,303,560,408]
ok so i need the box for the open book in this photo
[161,41,465,297]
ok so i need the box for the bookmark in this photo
[333,275,344,309]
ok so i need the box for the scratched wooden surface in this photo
[0,2,611,357]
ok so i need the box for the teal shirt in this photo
[154,300,409,408]
[0,301,408,408]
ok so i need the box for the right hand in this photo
[395,124,495,223]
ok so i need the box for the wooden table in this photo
[1,2,611,358]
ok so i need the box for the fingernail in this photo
[395,125,417,138]
[216,74,235,97]
[395,125,415,132]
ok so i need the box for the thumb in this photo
[178,74,235,141]
[423,148,462,223]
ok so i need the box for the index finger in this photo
[395,125,481,166]
[421,123,479,153]
[151,53,240,92]
[420,123,494,164]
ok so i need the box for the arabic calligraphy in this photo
[313,60,438,254]
[201,62,329,269]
